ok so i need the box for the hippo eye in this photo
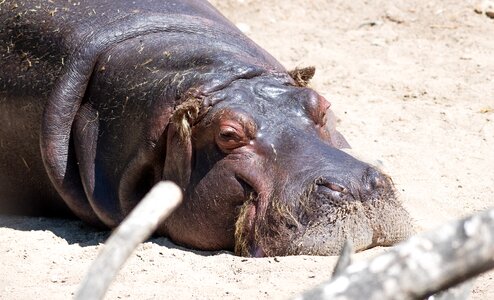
[216,124,247,151]
[219,127,238,140]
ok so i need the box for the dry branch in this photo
[75,181,182,300]
[332,240,353,277]
[296,208,494,300]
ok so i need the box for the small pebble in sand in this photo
[474,0,494,19]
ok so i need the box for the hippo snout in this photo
[245,162,412,257]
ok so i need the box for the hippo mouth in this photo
[233,176,264,256]
[234,170,412,257]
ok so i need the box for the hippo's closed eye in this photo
[215,112,256,152]
[216,119,255,152]
[216,122,248,151]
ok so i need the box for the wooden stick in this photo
[332,240,353,277]
[75,181,182,300]
[296,208,494,300]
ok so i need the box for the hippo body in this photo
[0,0,411,256]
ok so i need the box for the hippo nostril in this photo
[327,182,346,193]
[315,179,348,195]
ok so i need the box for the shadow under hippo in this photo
[0,0,412,257]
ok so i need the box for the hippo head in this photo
[159,71,412,257]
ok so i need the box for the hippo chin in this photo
[0,0,412,257]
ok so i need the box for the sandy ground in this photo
[1,0,493,299]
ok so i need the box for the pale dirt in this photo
[1,0,493,299]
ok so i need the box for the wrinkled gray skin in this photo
[0,0,411,256]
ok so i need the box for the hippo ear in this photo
[288,66,316,87]
[163,98,202,189]
[325,109,351,149]
[39,51,106,227]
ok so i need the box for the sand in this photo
[1,0,493,299]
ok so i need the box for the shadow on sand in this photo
[0,214,109,246]
[0,214,230,256]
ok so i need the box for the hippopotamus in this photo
[0,0,411,257]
